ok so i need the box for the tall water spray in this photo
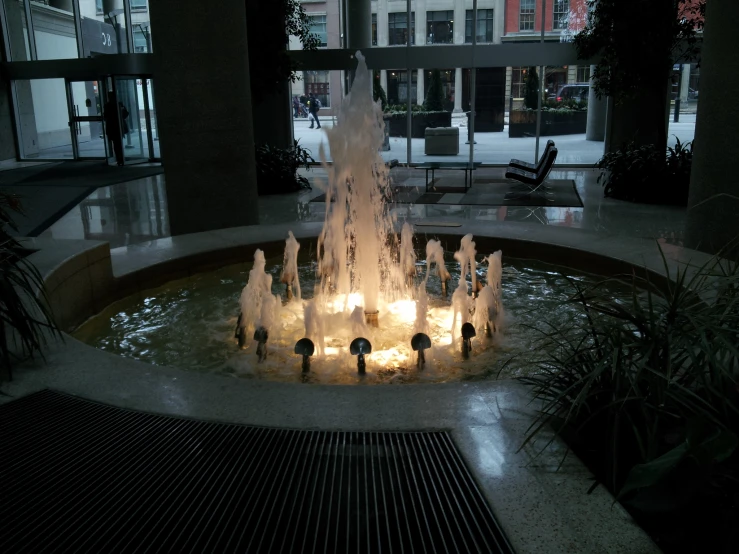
[317,51,395,315]
[454,234,478,294]
[238,249,273,337]
[280,231,301,300]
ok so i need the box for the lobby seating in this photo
[504,147,558,198]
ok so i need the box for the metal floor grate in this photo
[0,390,514,553]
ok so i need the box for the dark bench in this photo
[504,147,558,199]
[416,162,482,192]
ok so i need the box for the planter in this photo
[385,111,452,138]
[508,110,588,138]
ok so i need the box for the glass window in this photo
[388,12,414,46]
[372,13,377,46]
[31,0,80,60]
[304,70,330,108]
[308,15,327,48]
[2,0,33,61]
[130,0,147,12]
[553,0,569,31]
[465,9,494,44]
[576,65,591,84]
[520,0,535,32]
[426,11,454,44]
[511,67,527,99]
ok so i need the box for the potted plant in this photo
[255,139,315,195]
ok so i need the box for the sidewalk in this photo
[293,113,697,166]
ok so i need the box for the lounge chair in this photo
[504,147,558,199]
[508,140,555,173]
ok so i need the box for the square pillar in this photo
[149,0,259,235]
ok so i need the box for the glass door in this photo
[66,79,108,160]
[111,76,153,165]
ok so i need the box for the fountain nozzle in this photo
[350,337,372,375]
[364,311,379,328]
[294,338,315,373]
[461,322,476,359]
[254,326,269,362]
[411,333,431,370]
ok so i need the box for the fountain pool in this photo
[73,247,629,384]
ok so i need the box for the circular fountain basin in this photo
[74,249,630,384]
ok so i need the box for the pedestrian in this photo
[103,91,128,166]
[308,93,321,129]
[293,96,300,118]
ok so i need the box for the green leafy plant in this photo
[523,66,540,110]
[424,69,445,112]
[596,137,693,205]
[255,139,314,195]
[0,191,60,382]
[519,247,739,550]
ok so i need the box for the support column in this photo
[380,70,388,97]
[415,0,427,46]
[417,69,425,106]
[586,65,607,141]
[149,0,259,235]
[347,0,372,50]
[685,1,739,254]
[680,64,691,103]
[377,0,389,47]
[454,67,463,112]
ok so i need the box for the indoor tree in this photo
[574,0,705,152]
[424,69,445,112]
[523,67,540,110]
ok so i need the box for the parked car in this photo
[555,83,589,103]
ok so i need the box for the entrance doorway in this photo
[67,79,108,160]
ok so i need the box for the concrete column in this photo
[685,0,739,254]
[347,0,372,50]
[377,0,389,46]
[417,69,425,106]
[380,70,388,97]
[454,67,463,112]
[453,1,466,45]
[416,0,426,46]
[586,65,607,141]
[680,64,691,102]
[148,0,259,235]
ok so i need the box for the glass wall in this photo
[14,78,74,158]
[1,0,152,60]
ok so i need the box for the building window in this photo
[304,70,330,108]
[553,0,569,31]
[511,67,527,98]
[372,14,377,46]
[576,65,591,83]
[130,0,147,11]
[308,15,328,48]
[388,12,414,46]
[426,11,454,44]
[465,9,494,44]
[520,0,535,32]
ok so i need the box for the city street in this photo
[293,112,698,165]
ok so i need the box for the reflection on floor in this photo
[32,166,686,252]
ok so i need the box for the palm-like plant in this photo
[519,246,739,517]
[0,191,60,381]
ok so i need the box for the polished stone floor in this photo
[36,166,686,251]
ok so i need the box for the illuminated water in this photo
[74,253,623,384]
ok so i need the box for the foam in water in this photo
[280,231,301,300]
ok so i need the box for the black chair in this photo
[504,147,558,199]
[508,140,555,173]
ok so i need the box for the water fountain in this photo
[235,52,506,375]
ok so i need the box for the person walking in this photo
[103,91,128,166]
[308,93,321,129]
[292,96,300,118]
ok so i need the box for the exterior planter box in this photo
[385,112,452,138]
[508,110,588,138]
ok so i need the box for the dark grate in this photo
[0,390,514,553]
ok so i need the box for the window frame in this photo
[307,14,328,48]
[426,10,454,45]
[465,9,494,44]
[553,0,570,31]
[388,12,415,46]
[519,0,536,32]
